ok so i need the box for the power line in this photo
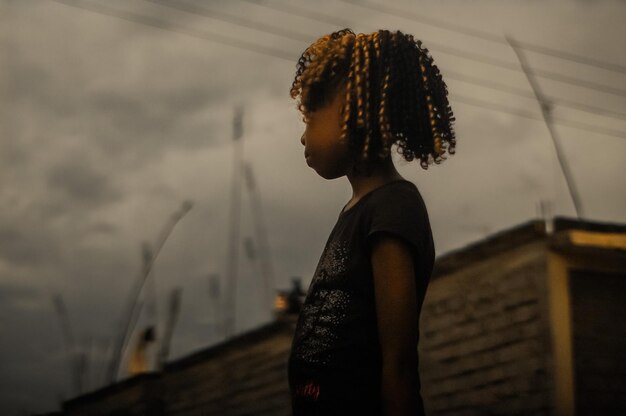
[337,0,626,75]
[446,69,626,121]
[508,34,583,218]
[551,117,626,141]
[238,0,626,100]
[145,0,312,43]
[454,94,543,120]
[50,0,626,140]
[49,0,294,61]
[240,0,352,28]
[427,42,626,98]
[454,93,626,140]
[513,40,626,75]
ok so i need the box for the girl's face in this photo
[301,89,354,180]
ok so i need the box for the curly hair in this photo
[290,28,456,172]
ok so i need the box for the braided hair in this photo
[290,29,456,172]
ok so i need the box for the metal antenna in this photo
[243,162,276,317]
[106,200,193,383]
[208,273,223,342]
[156,287,182,369]
[506,34,583,219]
[52,294,82,395]
[224,105,244,339]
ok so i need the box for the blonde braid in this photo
[340,34,355,144]
[295,34,335,115]
[353,34,365,133]
[375,31,392,158]
[362,34,372,160]
[417,40,446,164]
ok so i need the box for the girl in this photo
[287,29,456,415]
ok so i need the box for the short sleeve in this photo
[364,185,426,258]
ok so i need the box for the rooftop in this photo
[432,216,626,278]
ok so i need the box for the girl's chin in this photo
[315,168,345,180]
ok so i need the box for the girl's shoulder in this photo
[339,179,427,221]
[366,179,425,208]
[361,179,433,257]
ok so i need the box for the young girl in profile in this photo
[287,29,456,415]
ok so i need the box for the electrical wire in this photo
[337,0,626,74]
[240,0,352,28]
[447,69,626,120]
[49,0,626,140]
[49,0,294,61]
[144,0,312,43]
[237,0,626,105]
[454,93,626,140]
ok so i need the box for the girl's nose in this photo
[301,133,306,146]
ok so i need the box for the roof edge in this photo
[553,216,626,233]
[164,317,292,372]
[63,372,160,410]
[432,218,546,278]
[432,216,626,279]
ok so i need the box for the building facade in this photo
[59,216,626,415]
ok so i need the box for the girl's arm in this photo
[370,233,420,416]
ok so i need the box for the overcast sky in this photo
[1,0,625,413]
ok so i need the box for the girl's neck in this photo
[345,157,404,204]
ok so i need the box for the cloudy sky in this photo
[1,0,625,413]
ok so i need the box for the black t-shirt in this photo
[288,179,435,416]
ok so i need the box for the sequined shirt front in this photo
[288,180,435,416]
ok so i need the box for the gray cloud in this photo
[47,158,122,206]
[1,1,624,414]
[0,284,38,308]
[0,223,61,267]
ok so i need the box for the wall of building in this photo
[162,327,293,415]
[419,240,553,415]
[569,268,626,415]
[63,374,163,416]
[59,218,626,416]
[62,320,295,416]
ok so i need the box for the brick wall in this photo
[63,320,296,416]
[419,241,553,415]
[162,329,293,415]
[63,374,163,415]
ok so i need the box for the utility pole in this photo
[225,105,244,339]
[537,199,554,234]
[156,287,182,370]
[506,34,583,219]
[52,294,83,396]
[208,273,222,342]
[106,201,193,383]
[243,162,276,316]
